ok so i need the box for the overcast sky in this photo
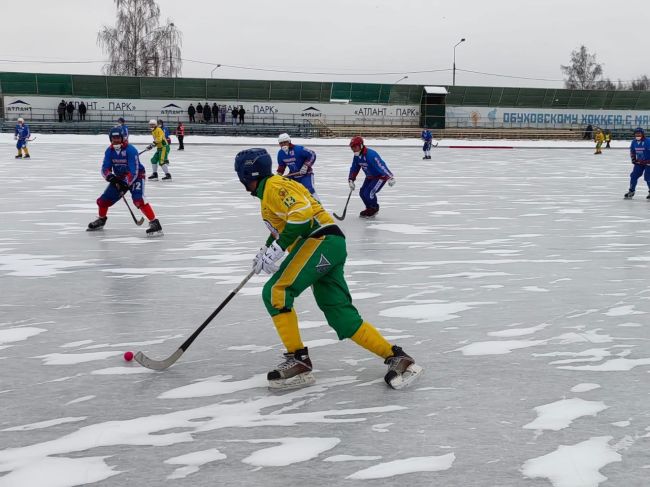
[0,0,640,89]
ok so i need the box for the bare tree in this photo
[630,75,650,91]
[97,0,182,77]
[560,45,603,90]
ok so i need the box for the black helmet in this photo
[234,148,273,190]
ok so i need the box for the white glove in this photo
[252,246,268,274]
[348,180,355,191]
[299,164,309,175]
[387,178,396,187]
[257,241,284,274]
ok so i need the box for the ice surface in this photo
[1,135,650,486]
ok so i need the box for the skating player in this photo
[624,127,650,199]
[234,147,421,390]
[347,136,396,218]
[87,128,163,236]
[276,133,320,200]
[14,118,31,159]
[421,127,433,159]
[146,119,171,181]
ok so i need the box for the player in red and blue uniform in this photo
[624,127,650,199]
[276,133,320,200]
[14,118,31,159]
[347,136,395,218]
[87,128,163,235]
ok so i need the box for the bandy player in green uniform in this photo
[234,147,422,390]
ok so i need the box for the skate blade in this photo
[86,227,104,232]
[146,231,164,238]
[388,364,423,390]
[268,372,315,390]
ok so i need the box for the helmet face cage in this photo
[349,136,364,149]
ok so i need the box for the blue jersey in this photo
[630,138,650,164]
[14,124,30,140]
[101,143,144,186]
[349,147,393,181]
[421,130,433,142]
[277,145,316,176]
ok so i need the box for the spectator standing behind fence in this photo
[239,105,246,124]
[583,124,593,140]
[231,106,238,125]
[196,102,203,123]
[188,103,196,123]
[78,101,87,121]
[212,102,219,124]
[57,100,66,122]
[203,102,211,123]
[176,122,185,150]
[66,101,74,121]
[220,105,226,124]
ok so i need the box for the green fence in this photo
[446,86,650,110]
[0,72,421,105]
[4,71,650,111]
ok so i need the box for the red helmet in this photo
[349,136,364,148]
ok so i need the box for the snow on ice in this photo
[1,134,650,486]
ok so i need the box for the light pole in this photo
[393,75,408,85]
[452,38,466,86]
[210,64,222,78]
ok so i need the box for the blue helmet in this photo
[234,148,273,189]
[109,127,123,141]
[635,127,645,136]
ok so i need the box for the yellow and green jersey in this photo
[256,175,334,251]
[151,127,168,148]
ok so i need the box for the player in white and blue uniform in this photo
[14,118,31,159]
[276,133,320,200]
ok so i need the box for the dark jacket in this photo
[188,104,196,115]
[78,102,87,114]
[66,102,74,113]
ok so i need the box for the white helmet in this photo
[17,117,24,123]
[278,133,291,144]
[148,119,158,128]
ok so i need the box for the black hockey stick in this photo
[333,189,353,221]
[122,195,145,226]
[118,146,154,225]
[135,269,256,370]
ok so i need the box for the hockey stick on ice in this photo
[122,194,144,226]
[135,269,256,370]
[333,189,353,221]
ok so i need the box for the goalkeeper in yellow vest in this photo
[146,119,172,180]
[234,148,422,390]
